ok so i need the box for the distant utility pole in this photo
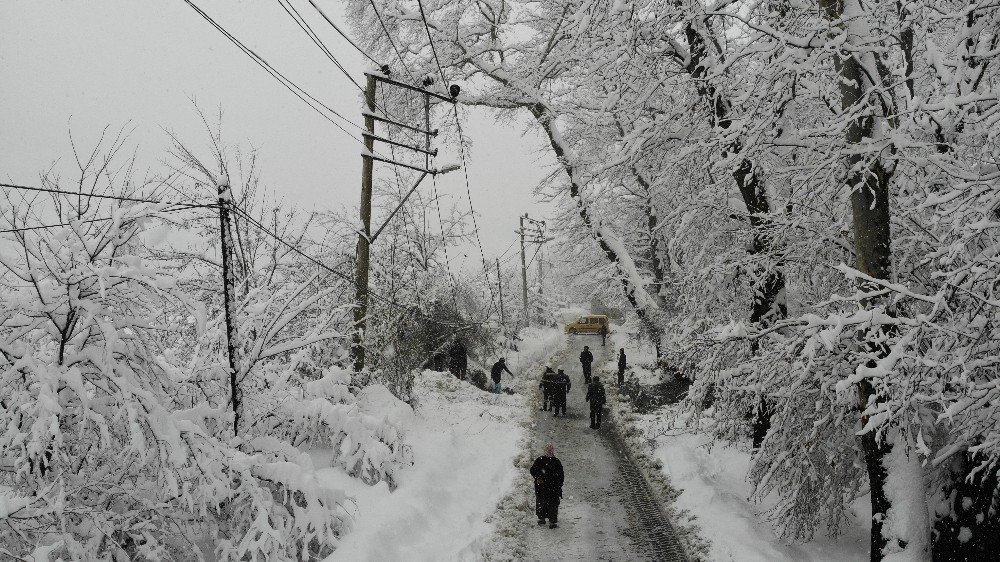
[519,215,529,327]
[496,257,506,328]
[518,213,546,327]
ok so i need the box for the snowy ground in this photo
[312,326,565,561]
[315,370,525,561]
[609,331,872,562]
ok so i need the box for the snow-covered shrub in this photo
[0,202,345,560]
[266,366,414,488]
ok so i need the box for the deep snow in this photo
[610,331,872,561]
[316,326,565,561]
[318,370,525,561]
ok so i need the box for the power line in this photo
[415,0,448,89]
[308,0,381,67]
[1,182,198,206]
[181,0,364,143]
[450,104,500,319]
[365,0,417,83]
[1,203,217,235]
[277,0,364,92]
[279,0,413,135]
[231,204,480,329]
[429,164,461,311]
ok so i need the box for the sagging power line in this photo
[180,0,363,143]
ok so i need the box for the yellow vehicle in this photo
[564,315,611,335]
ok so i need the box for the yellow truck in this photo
[563,315,610,335]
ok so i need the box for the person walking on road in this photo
[580,346,594,385]
[586,376,607,429]
[552,368,571,416]
[599,324,608,346]
[539,367,557,411]
[617,348,627,386]
[491,358,512,394]
[530,443,564,529]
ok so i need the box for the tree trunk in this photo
[528,103,658,324]
[683,20,787,446]
[820,0,927,558]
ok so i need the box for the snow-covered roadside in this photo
[609,331,871,562]
[315,370,524,561]
[312,327,565,561]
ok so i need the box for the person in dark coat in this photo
[449,341,468,380]
[539,367,557,411]
[530,443,564,528]
[491,358,512,393]
[579,346,594,384]
[585,376,607,429]
[599,323,608,346]
[551,369,571,416]
[617,348,627,386]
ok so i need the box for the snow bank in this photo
[319,369,526,561]
[646,426,870,561]
[508,325,566,380]
[616,335,871,561]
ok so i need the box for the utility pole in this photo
[537,220,545,296]
[517,214,546,326]
[353,74,376,372]
[519,215,529,327]
[353,71,460,372]
[496,257,506,325]
[217,176,241,435]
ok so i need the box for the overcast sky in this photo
[0,0,556,274]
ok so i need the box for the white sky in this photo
[0,0,556,274]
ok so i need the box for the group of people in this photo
[529,346,630,529]
[538,367,571,415]
[538,345,627,429]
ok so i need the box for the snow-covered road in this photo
[525,338,686,561]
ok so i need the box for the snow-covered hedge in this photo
[0,203,411,560]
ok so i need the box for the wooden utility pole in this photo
[217,177,242,434]
[519,215,529,327]
[496,258,506,324]
[353,74,377,372]
[537,221,545,296]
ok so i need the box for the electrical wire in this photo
[428,164,461,311]
[282,0,413,128]
[277,0,364,92]
[307,0,381,67]
[0,203,217,235]
[230,205,480,329]
[449,104,501,320]
[181,0,364,143]
[415,0,449,88]
[366,0,418,83]
[1,182,197,206]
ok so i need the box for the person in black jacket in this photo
[579,346,594,384]
[551,369,571,416]
[585,376,607,429]
[599,323,608,346]
[491,358,512,394]
[449,341,468,380]
[529,443,564,528]
[617,348,627,386]
[539,367,557,411]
